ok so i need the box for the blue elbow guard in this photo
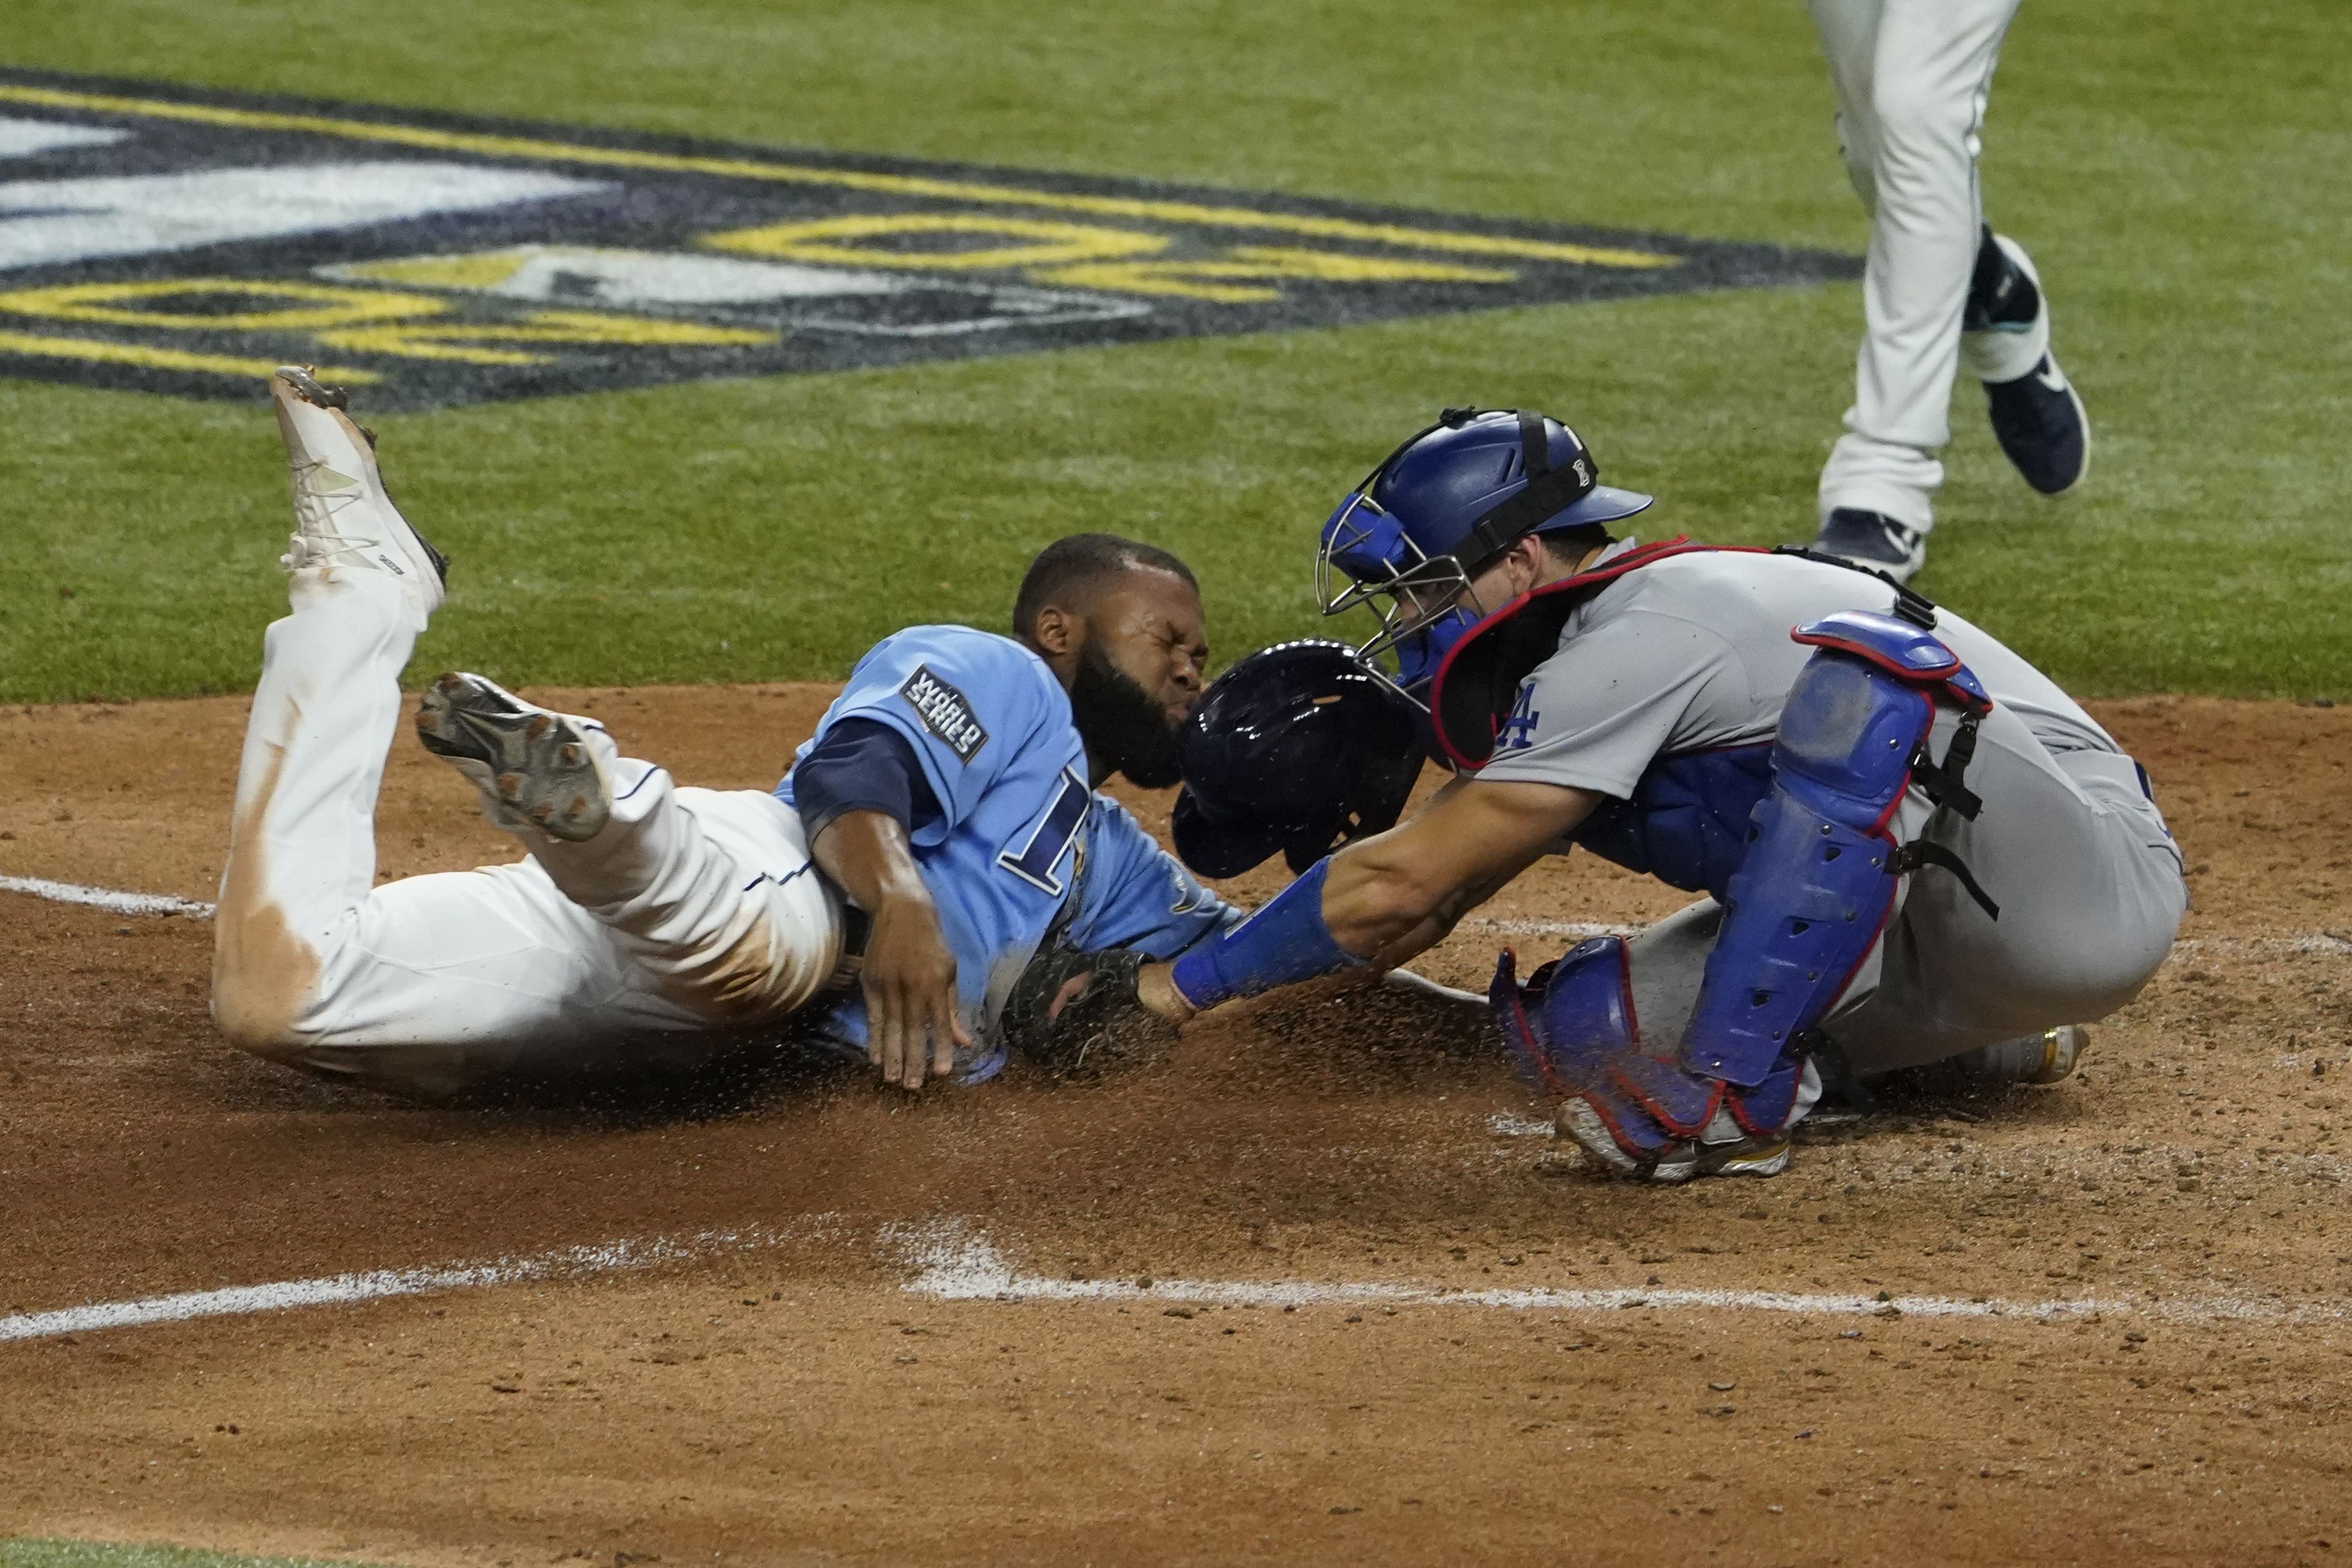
[1169,859,1362,1010]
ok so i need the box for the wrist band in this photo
[1169,859,1362,1011]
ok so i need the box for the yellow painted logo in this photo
[0,72,1855,409]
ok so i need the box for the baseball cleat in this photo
[1958,1024,2090,1086]
[1810,507,1928,584]
[271,365,448,623]
[1556,1100,1794,1183]
[1965,234,2090,495]
[1699,1132,1795,1178]
[1985,353,2091,496]
[415,673,611,842]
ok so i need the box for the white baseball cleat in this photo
[270,365,448,625]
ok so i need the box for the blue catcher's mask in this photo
[1390,606,1478,693]
[1315,407,1654,693]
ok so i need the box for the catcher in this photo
[213,368,1236,1095]
[1123,408,2185,1181]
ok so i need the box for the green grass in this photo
[3,0,2347,701]
[0,1543,396,1568]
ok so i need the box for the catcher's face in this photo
[1448,536,1553,621]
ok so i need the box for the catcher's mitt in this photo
[999,943,1178,1077]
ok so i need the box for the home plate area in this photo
[1,688,2349,1563]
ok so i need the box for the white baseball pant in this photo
[1807,0,2048,532]
[211,568,845,1093]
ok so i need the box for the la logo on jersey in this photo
[1498,680,1541,751]
[899,665,989,762]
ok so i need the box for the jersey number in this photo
[997,768,1091,895]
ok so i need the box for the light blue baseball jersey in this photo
[776,624,1239,1078]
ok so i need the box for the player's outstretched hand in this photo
[861,895,972,1090]
[808,808,972,1091]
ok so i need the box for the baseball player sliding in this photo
[1132,410,2182,1181]
[212,369,1238,1095]
[1801,0,2090,581]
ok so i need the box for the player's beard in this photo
[1070,641,1185,789]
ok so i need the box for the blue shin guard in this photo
[1682,610,1992,1087]
[1490,938,1637,1095]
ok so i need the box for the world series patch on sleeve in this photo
[0,69,1857,410]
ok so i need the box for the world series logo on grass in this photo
[0,69,1858,410]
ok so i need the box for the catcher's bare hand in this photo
[1135,960,1194,1023]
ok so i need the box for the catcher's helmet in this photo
[1316,408,1653,688]
[1172,640,1426,879]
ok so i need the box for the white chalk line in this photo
[1461,917,1638,940]
[0,1228,787,1345]
[6,1219,2347,1346]
[1462,915,2351,958]
[896,1223,2352,1329]
[2172,933,2352,958]
[898,1223,2350,1327]
[0,873,215,918]
[6,876,2349,959]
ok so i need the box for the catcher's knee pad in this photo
[1683,611,1990,1087]
[1489,937,1636,1095]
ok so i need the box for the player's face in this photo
[1451,538,1550,618]
[1090,568,1210,729]
[1453,558,1518,619]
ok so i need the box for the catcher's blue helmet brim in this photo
[1535,482,1654,532]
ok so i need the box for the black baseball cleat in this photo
[1965,232,2091,495]
[1809,507,1928,583]
[416,673,612,842]
[1962,226,2041,336]
[1985,354,2090,495]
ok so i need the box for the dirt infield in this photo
[3,688,2349,1567]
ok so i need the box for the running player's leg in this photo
[209,374,846,1100]
[1810,0,2023,545]
[1805,0,1886,210]
[221,635,830,1083]
[415,677,846,1027]
[212,370,687,1085]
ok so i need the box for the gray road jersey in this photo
[1473,540,2119,798]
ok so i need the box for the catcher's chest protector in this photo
[1573,743,1776,900]
[1682,610,1995,1087]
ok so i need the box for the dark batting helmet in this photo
[1171,640,1427,879]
